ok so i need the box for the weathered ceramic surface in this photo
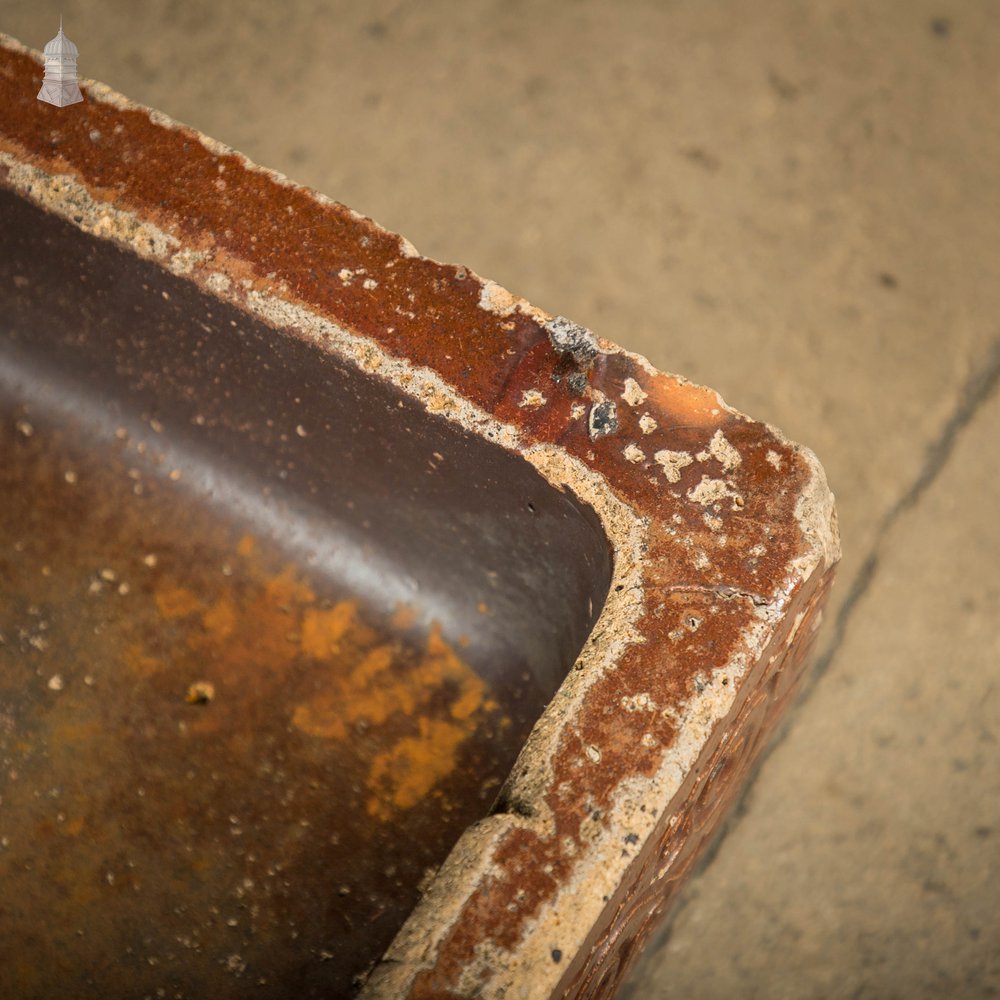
[0,33,839,1000]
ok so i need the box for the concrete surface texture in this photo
[2,1,997,996]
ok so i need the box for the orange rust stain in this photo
[125,642,164,678]
[291,698,347,741]
[366,717,468,821]
[448,666,486,722]
[139,538,499,822]
[154,583,202,619]
[300,600,359,659]
[352,644,396,686]
[172,563,319,689]
[61,815,85,837]
[292,621,495,819]
[291,625,486,738]
[201,594,237,641]
[262,564,316,608]
[293,643,414,742]
[390,602,418,630]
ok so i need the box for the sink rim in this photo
[0,30,840,1000]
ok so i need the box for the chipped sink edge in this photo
[606,339,841,585]
[765,424,842,582]
[0,33,840,1000]
[6,26,433,268]
[487,616,776,1000]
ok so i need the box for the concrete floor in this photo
[3,1,998,995]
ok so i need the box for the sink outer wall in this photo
[0,34,841,1000]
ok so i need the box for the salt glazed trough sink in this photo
[0,32,840,1000]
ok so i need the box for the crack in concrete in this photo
[623,336,1000,994]
[803,334,1000,699]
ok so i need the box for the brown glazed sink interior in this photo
[0,187,612,997]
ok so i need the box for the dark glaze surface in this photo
[0,190,611,997]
